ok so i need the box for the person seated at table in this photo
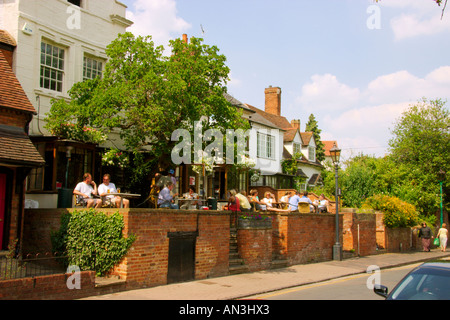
[248,190,290,212]
[98,174,129,208]
[227,194,241,212]
[261,192,275,208]
[236,190,251,212]
[180,186,199,209]
[73,173,101,208]
[299,191,315,213]
[288,191,301,212]
[158,181,179,209]
[314,194,330,213]
[280,191,291,203]
[248,189,266,211]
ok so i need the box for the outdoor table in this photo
[108,193,141,208]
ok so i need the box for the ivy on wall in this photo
[51,209,135,276]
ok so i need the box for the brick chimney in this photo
[291,119,300,131]
[265,86,282,116]
[182,34,188,44]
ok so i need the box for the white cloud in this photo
[294,66,450,158]
[126,0,191,47]
[377,0,450,40]
[296,74,360,112]
[390,12,450,40]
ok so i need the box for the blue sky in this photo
[120,0,450,160]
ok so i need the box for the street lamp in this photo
[329,142,342,261]
[65,145,74,189]
[438,169,446,227]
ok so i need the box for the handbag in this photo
[434,238,440,246]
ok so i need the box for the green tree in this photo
[46,33,248,175]
[305,114,325,162]
[389,98,449,214]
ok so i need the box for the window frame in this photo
[83,55,104,81]
[257,132,275,160]
[40,41,65,92]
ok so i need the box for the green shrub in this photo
[51,209,135,276]
[362,194,418,228]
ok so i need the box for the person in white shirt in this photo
[261,191,275,208]
[73,173,101,208]
[98,174,129,208]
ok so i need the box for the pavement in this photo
[83,249,450,300]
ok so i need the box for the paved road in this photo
[85,250,450,300]
[243,263,421,300]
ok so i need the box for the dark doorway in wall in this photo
[167,232,197,284]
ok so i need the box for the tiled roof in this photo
[322,140,338,156]
[244,104,291,130]
[0,30,17,47]
[300,132,314,146]
[284,128,298,142]
[0,125,45,167]
[0,51,36,114]
[224,93,253,112]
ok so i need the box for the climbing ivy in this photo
[51,209,135,276]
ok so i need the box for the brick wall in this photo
[0,108,29,127]
[237,228,272,272]
[0,271,96,300]
[22,208,230,290]
[342,210,377,256]
[115,209,230,288]
[17,208,373,298]
[270,213,342,265]
[385,227,412,252]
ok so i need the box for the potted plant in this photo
[238,212,273,229]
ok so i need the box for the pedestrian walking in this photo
[437,223,448,252]
[418,222,433,252]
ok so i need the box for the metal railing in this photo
[0,252,68,280]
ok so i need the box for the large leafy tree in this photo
[388,98,449,214]
[47,33,248,176]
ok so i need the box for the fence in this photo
[0,253,68,280]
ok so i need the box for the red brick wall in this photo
[0,271,96,300]
[342,211,377,256]
[22,208,230,290]
[115,209,230,288]
[20,208,351,297]
[385,227,411,252]
[237,228,272,272]
[0,108,29,127]
[270,213,342,265]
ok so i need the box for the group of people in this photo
[73,173,129,208]
[227,189,330,213]
[419,222,448,252]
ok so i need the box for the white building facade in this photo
[0,0,132,207]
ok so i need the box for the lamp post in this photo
[329,143,342,261]
[438,169,446,227]
[65,146,74,189]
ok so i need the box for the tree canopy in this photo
[46,33,249,173]
[315,98,449,217]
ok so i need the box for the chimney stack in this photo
[291,119,301,131]
[182,34,188,44]
[265,86,282,116]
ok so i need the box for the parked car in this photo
[374,258,450,300]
